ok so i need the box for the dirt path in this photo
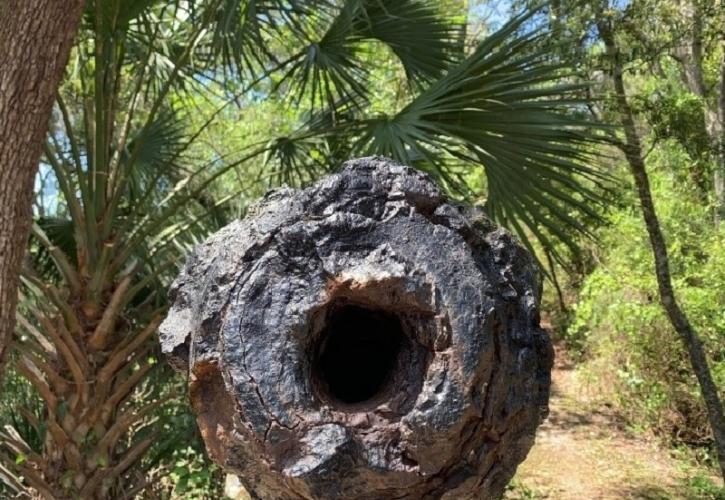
[505,344,720,499]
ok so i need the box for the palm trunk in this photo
[598,18,725,480]
[0,0,85,381]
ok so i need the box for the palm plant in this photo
[0,1,608,498]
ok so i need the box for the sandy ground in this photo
[505,344,722,499]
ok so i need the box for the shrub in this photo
[568,142,725,456]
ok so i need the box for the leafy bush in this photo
[567,141,725,454]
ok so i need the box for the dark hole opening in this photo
[314,304,405,405]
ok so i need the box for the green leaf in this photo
[355,0,463,85]
[277,0,464,110]
[346,8,614,261]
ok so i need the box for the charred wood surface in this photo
[160,157,553,499]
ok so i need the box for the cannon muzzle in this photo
[160,157,553,499]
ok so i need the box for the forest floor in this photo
[503,342,724,499]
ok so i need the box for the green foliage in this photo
[503,478,544,499]
[568,141,725,449]
[639,90,710,162]
[163,447,225,499]
[0,363,45,455]
[2,1,616,497]
[683,473,725,500]
[323,11,612,263]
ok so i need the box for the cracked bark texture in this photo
[0,0,85,381]
[160,157,553,499]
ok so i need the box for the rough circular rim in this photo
[159,157,553,499]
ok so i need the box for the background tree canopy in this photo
[0,0,723,498]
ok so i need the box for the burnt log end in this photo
[160,157,553,499]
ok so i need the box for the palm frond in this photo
[211,0,288,75]
[279,0,369,110]
[348,10,613,259]
[124,108,188,185]
[263,134,339,187]
[275,0,464,110]
[28,218,77,283]
[354,0,463,85]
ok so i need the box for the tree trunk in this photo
[713,45,725,223]
[0,0,85,380]
[597,17,725,480]
[673,1,725,222]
